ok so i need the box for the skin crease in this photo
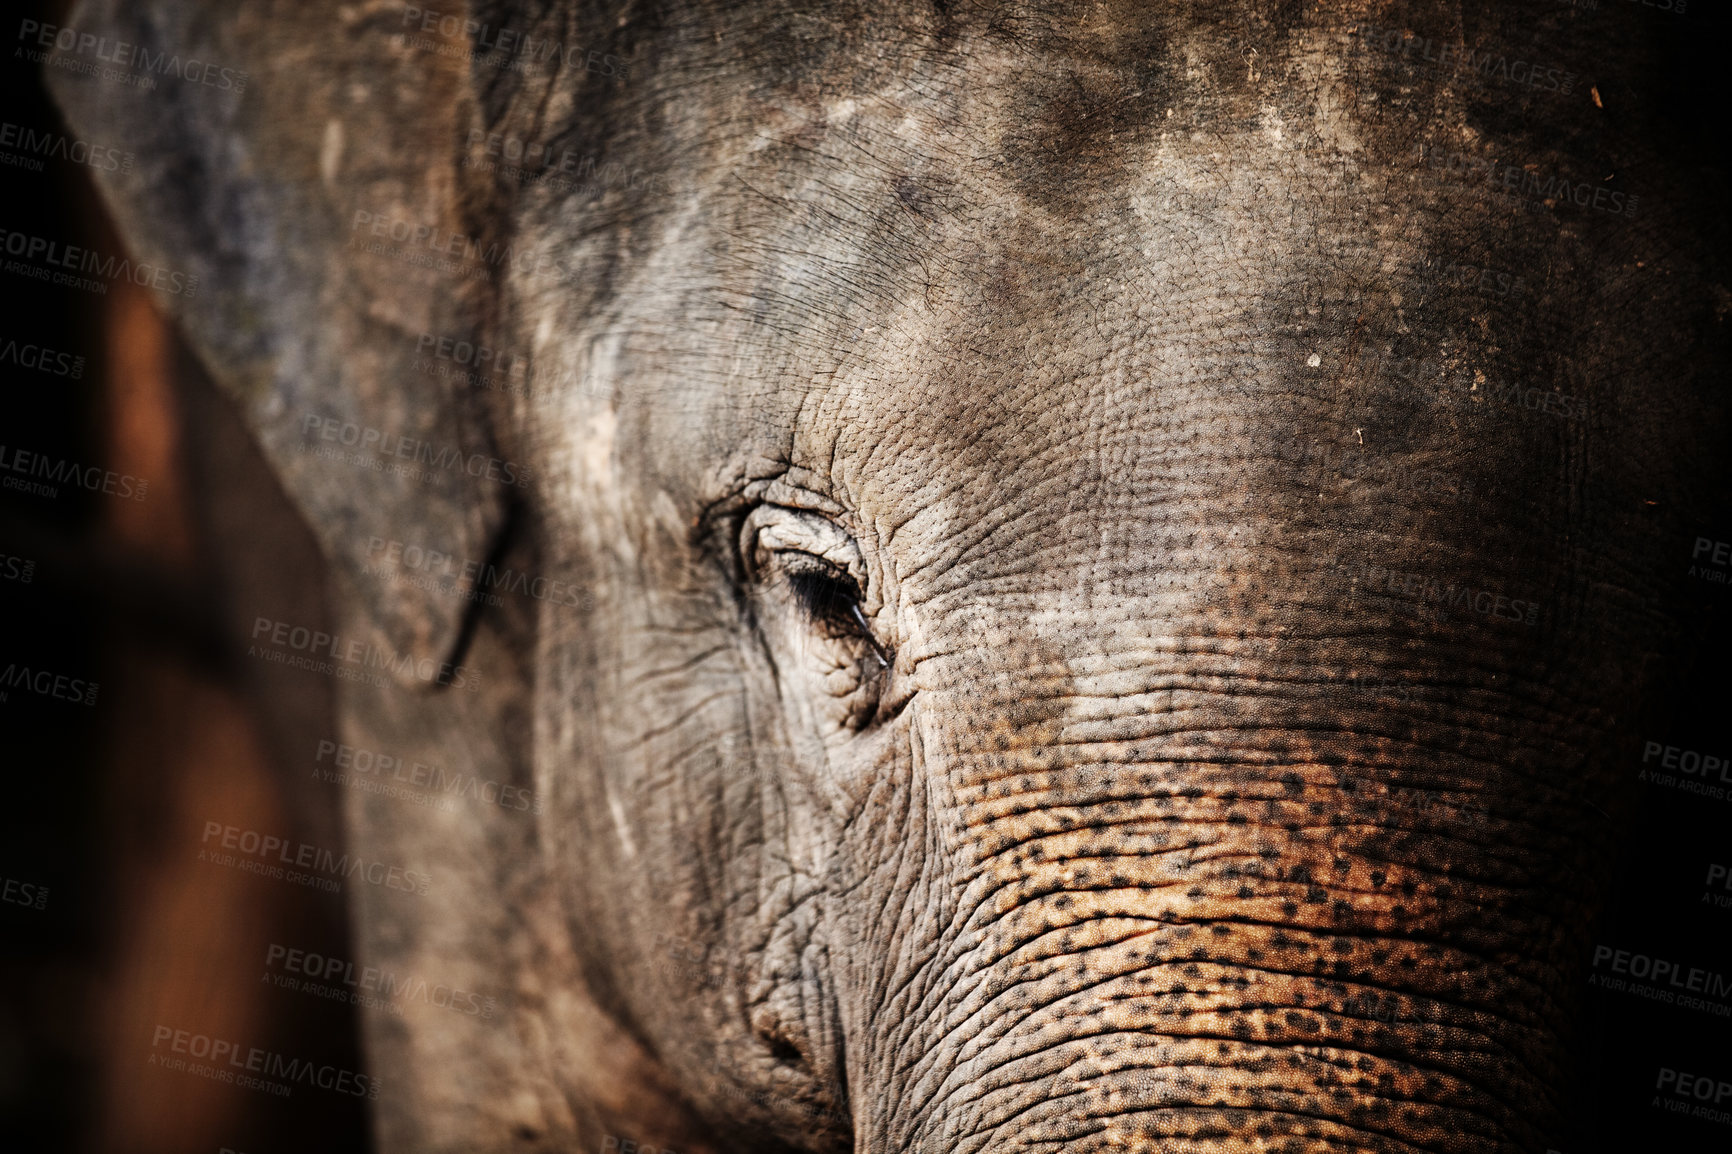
[493,3,1722,1152]
[45,0,1726,1151]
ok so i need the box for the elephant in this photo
[47,0,1729,1151]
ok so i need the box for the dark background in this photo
[1,1,1729,1151]
[1,3,368,1151]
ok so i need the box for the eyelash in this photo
[782,558,892,669]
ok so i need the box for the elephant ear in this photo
[46,0,509,677]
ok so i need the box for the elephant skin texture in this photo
[47,1,1729,1152]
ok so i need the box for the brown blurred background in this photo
[0,3,369,1150]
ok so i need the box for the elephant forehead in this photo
[801,172,1355,548]
[592,19,1363,473]
[632,122,1391,534]
[761,199,1444,608]
[570,6,1686,610]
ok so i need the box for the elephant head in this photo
[51,1,1728,1151]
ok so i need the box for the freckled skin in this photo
[53,0,1729,1151]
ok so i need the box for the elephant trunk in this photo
[835,634,1609,1154]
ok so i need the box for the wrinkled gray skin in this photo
[53,1,1728,1151]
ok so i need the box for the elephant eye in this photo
[786,559,864,633]
[741,505,893,670]
[783,559,891,668]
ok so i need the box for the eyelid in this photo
[742,504,896,673]
[746,506,867,588]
